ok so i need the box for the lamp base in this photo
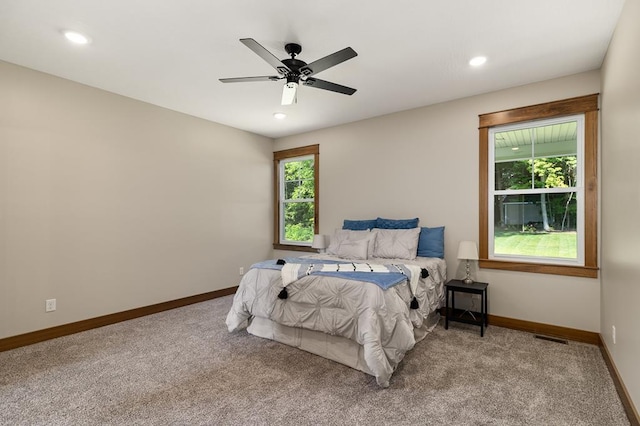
[463,259,474,284]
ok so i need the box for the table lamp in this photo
[311,234,327,253]
[457,240,478,284]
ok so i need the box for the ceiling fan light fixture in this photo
[220,38,357,104]
[282,81,298,105]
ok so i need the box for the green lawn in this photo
[494,230,577,259]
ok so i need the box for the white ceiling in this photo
[0,0,625,139]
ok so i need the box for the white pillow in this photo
[372,228,421,260]
[335,239,369,260]
[360,233,377,258]
[327,229,376,258]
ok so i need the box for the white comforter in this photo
[226,255,446,387]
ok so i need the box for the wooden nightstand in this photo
[444,279,489,337]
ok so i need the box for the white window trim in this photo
[488,114,585,266]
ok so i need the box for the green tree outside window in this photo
[283,159,315,242]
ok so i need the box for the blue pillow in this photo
[417,226,445,258]
[376,217,419,229]
[343,219,377,231]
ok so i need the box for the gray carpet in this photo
[0,296,629,425]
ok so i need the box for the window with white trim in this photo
[489,115,584,265]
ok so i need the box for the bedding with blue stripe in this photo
[250,257,414,290]
[226,254,446,388]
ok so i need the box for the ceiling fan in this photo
[219,38,358,105]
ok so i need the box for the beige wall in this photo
[601,0,640,411]
[0,61,274,339]
[275,70,602,332]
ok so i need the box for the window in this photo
[478,95,598,278]
[491,116,584,263]
[273,145,319,251]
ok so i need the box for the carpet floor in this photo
[0,295,629,425]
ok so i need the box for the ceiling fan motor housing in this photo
[282,58,307,73]
[282,43,307,79]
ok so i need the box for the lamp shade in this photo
[311,234,327,250]
[457,240,478,260]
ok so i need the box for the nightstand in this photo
[444,279,489,337]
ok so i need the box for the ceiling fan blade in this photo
[240,38,291,75]
[303,78,356,95]
[299,47,357,77]
[219,76,282,83]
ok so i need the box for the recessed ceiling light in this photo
[63,31,90,45]
[273,112,287,120]
[469,56,487,67]
[512,147,520,151]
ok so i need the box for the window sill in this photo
[479,259,598,278]
[273,243,317,253]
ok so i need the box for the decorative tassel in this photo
[278,288,288,299]
[421,268,429,278]
[276,259,286,265]
[410,297,419,309]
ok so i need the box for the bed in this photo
[226,221,447,387]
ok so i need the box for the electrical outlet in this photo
[612,325,616,344]
[239,267,244,275]
[45,299,56,312]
